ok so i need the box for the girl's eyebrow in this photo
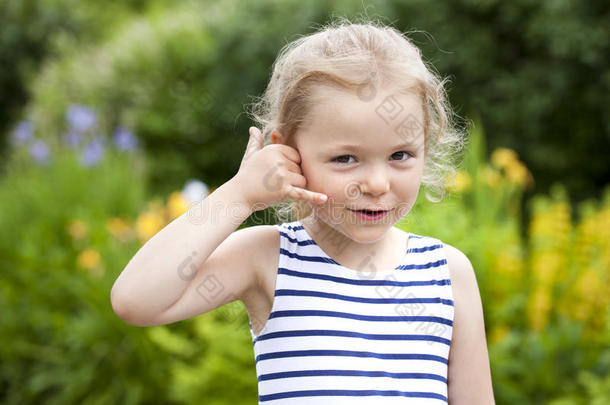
[328,141,418,152]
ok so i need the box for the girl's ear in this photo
[271,129,285,145]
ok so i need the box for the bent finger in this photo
[285,186,327,204]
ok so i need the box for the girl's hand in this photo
[231,126,327,212]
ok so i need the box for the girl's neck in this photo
[300,215,406,273]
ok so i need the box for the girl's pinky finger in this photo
[304,189,327,204]
[288,186,326,204]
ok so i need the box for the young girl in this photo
[111,18,496,404]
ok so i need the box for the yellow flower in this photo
[136,210,164,242]
[491,148,518,169]
[77,248,100,270]
[67,220,88,239]
[504,160,532,188]
[446,170,472,193]
[480,165,502,188]
[106,217,132,241]
[495,250,523,278]
[528,289,551,331]
[167,191,189,220]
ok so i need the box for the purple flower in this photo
[12,121,33,145]
[63,130,82,147]
[113,126,139,151]
[79,138,105,167]
[30,139,50,165]
[66,104,97,133]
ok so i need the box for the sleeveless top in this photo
[248,220,455,404]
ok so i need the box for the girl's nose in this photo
[359,166,390,197]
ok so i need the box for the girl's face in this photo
[289,86,426,243]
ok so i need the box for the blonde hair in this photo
[247,17,466,223]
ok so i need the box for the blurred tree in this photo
[7,0,609,206]
[389,0,609,203]
[0,0,160,161]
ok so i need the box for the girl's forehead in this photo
[300,88,424,143]
[311,86,422,120]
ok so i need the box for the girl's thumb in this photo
[241,127,263,165]
[247,127,263,150]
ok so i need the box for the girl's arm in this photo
[110,179,257,326]
[445,244,496,405]
[110,127,324,327]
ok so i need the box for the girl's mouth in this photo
[349,209,390,221]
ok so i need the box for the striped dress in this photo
[249,220,455,404]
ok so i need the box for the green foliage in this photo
[0,146,175,404]
[21,0,395,198]
[15,0,608,204]
[549,367,610,405]
[154,304,258,405]
[0,0,165,157]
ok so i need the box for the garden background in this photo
[1,0,608,404]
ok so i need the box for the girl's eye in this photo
[331,152,413,164]
[331,155,355,164]
[391,151,412,161]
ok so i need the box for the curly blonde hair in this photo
[247,17,467,223]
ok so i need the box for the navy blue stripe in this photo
[266,309,453,326]
[396,259,447,270]
[280,246,338,265]
[259,369,447,383]
[256,349,449,364]
[277,266,452,287]
[260,389,447,402]
[275,288,454,307]
[254,328,451,346]
[408,243,443,253]
[280,231,319,247]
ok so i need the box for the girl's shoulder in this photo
[245,223,282,270]
[441,242,475,282]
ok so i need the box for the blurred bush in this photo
[19,0,362,198]
[0,111,172,403]
[0,0,165,158]
[387,0,609,202]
